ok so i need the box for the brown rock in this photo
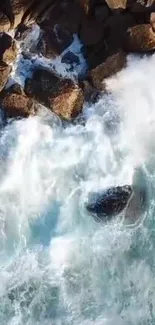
[124,24,155,52]
[89,51,127,90]
[150,12,155,31]
[0,33,17,64]
[104,0,128,10]
[37,25,73,59]
[0,62,11,92]
[0,83,36,118]
[25,68,84,121]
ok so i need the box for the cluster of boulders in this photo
[0,0,155,120]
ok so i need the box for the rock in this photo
[124,24,155,52]
[80,18,105,46]
[104,12,135,51]
[94,4,110,22]
[86,185,133,220]
[86,167,148,224]
[104,0,129,10]
[61,51,80,65]
[89,51,127,90]
[150,12,155,31]
[14,23,32,41]
[79,79,99,102]
[25,68,84,121]
[0,33,17,64]
[37,25,73,59]
[0,62,11,92]
[0,83,36,118]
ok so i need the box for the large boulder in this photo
[86,185,133,220]
[86,167,148,224]
[88,51,127,90]
[0,62,11,92]
[37,25,73,59]
[123,24,155,52]
[0,33,17,64]
[25,68,84,121]
[0,83,37,118]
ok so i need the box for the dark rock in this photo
[94,4,110,22]
[0,83,37,118]
[79,18,105,46]
[123,24,155,52]
[0,62,11,92]
[86,185,133,219]
[89,50,127,90]
[37,25,73,59]
[25,68,84,121]
[79,79,99,102]
[0,33,17,64]
[61,51,80,65]
[14,23,32,41]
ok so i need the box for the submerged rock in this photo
[86,168,148,223]
[25,68,84,121]
[86,185,133,220]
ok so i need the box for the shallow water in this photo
[1,28,155,325]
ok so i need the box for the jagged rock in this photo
[0,33,17,64]
[0,83,36,118]
[86,185,133,219]
[25,68,84,121]
[61,51,80,65]
[89,51,127,90]
[0,62,11,92]
[37,25,73,59]
[124,24,155,52]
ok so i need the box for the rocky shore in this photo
[0,0,155,121]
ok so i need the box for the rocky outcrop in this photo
[88,51,127,90]
[0,62,11,92]
[0,83,36,118]
[25,68,84,121]
[86,185,133,220]
[0,33,17,64]
[124,24,155,52]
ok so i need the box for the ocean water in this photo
[0,26,155,325]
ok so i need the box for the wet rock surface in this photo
[0,62,11,92]
[86,185,133,219]
[25,68,84,121]
[0,83,37,118]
